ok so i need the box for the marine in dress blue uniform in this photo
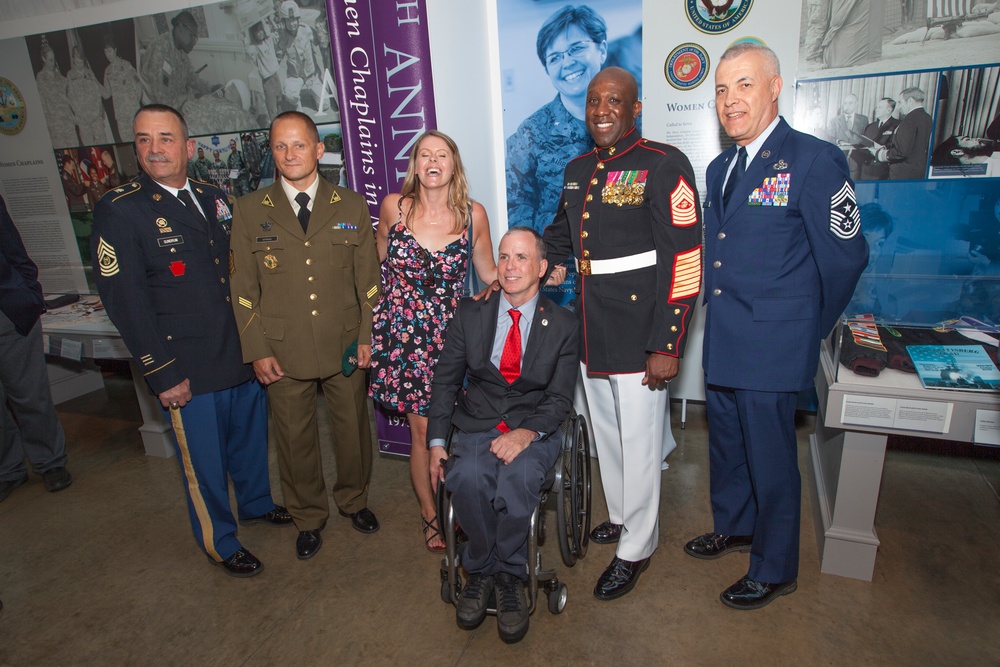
[543,68,702,600]
[689,43,868,609]
[92,105,285,577]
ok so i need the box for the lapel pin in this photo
[152,193,162,201]
[261,221,272,231]
[262,194,274,207]
[195,187,203,194]
[541,319,549,327]
[761,150,771,159]
[331,191,341,204]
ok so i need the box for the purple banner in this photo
[326,0,437,225]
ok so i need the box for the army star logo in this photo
[829,182,861,239]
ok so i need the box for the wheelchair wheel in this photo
[555,419,578,567]
[547,582,568,614]
[440,569,462,605]
[571,415,592,559]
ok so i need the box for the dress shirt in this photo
[723,115,781,186]
[280,172,319,216]
[159,179,207,219]
[489,292,538,369]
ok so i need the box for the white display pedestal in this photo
[811,337,999,581]
[41,302,175,459]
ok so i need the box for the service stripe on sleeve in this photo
[670,246,702,300]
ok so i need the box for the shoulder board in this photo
[108,182,142,202]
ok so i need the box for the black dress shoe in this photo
[296,530,323,559]
[42,467,72,493]
[456,573,494,629]
[684,532,753,560]
[590,520,623,544]
[211,548,263,578]
[593,556,650,601]
[720,575,797,610]
[0,477,27,502]
[338,507,380,534]
[495,572,529,643]
[240,505,293,526]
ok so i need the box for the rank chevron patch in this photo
[829,181,861,239]
[670,246,702,300]
[96,237,120,277]
[670,178,698,226]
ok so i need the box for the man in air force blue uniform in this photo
[686,43,867,609]
[92,104,290,578]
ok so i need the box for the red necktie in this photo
[499,308,522,384]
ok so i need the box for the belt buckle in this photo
[579,259,591,276]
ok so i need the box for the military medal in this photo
[773,159,788,170]
[215,199,233,221]
[602,170,648,206]
[263,254,278,270]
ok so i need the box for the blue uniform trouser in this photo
[706,384,800,584]
[445,428,562,581]
[0,316,67,481]
[166,379,273,561]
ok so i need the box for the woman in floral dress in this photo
[369,131,496,551]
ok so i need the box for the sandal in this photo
[422,515,446,553]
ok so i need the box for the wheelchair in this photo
[437,412,591,616]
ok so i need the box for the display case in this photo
[810,269,1000,581]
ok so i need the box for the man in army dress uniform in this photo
[141,10,214,110]
[230,111,381,560]
[92,104,291,578]
[542,67,703,600]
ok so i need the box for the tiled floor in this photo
[1,366,998,665]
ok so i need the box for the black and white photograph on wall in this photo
[929,64,1000,178]
[24,0,339,150]
[26,21,141,148]
[799,0,1000,75]
[846,179,1000,324]
[796,70,940,181]
[499,0,641,307]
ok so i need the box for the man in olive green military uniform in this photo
[230,111,381,560]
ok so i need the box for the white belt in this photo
[578,250,656,276]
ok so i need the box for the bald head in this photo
[586,66,641,148]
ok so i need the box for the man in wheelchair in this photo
[428,226,579,643]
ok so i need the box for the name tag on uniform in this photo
[157,235,184,247]
[256,235,278,243]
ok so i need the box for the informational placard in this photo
[841,393,954,434]
[974,409,1000,446]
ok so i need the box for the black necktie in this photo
[177,189,208,229]
[722,147,746,209]
[295,192,311,232]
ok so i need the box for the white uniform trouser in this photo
[581,363,667,561]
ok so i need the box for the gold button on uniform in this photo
[674,308,681,315]
[581,231,589,238]
[596,162,605,170]
[583,250,590,258]
[608,146,616,155]
[308,276,315,282]
[311,310,318,316]
[309,294,317,301]
[306,258,313,265]
[591,178,598,185]
[214,258,220,265]
[304,241,312,247]
[586,194,593,202]
[671,325,677,332]
[582,212,590,220]
[166,335,173,341]
[667,344,673,351]
[220,278,226,284]
[630,294,637,301]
